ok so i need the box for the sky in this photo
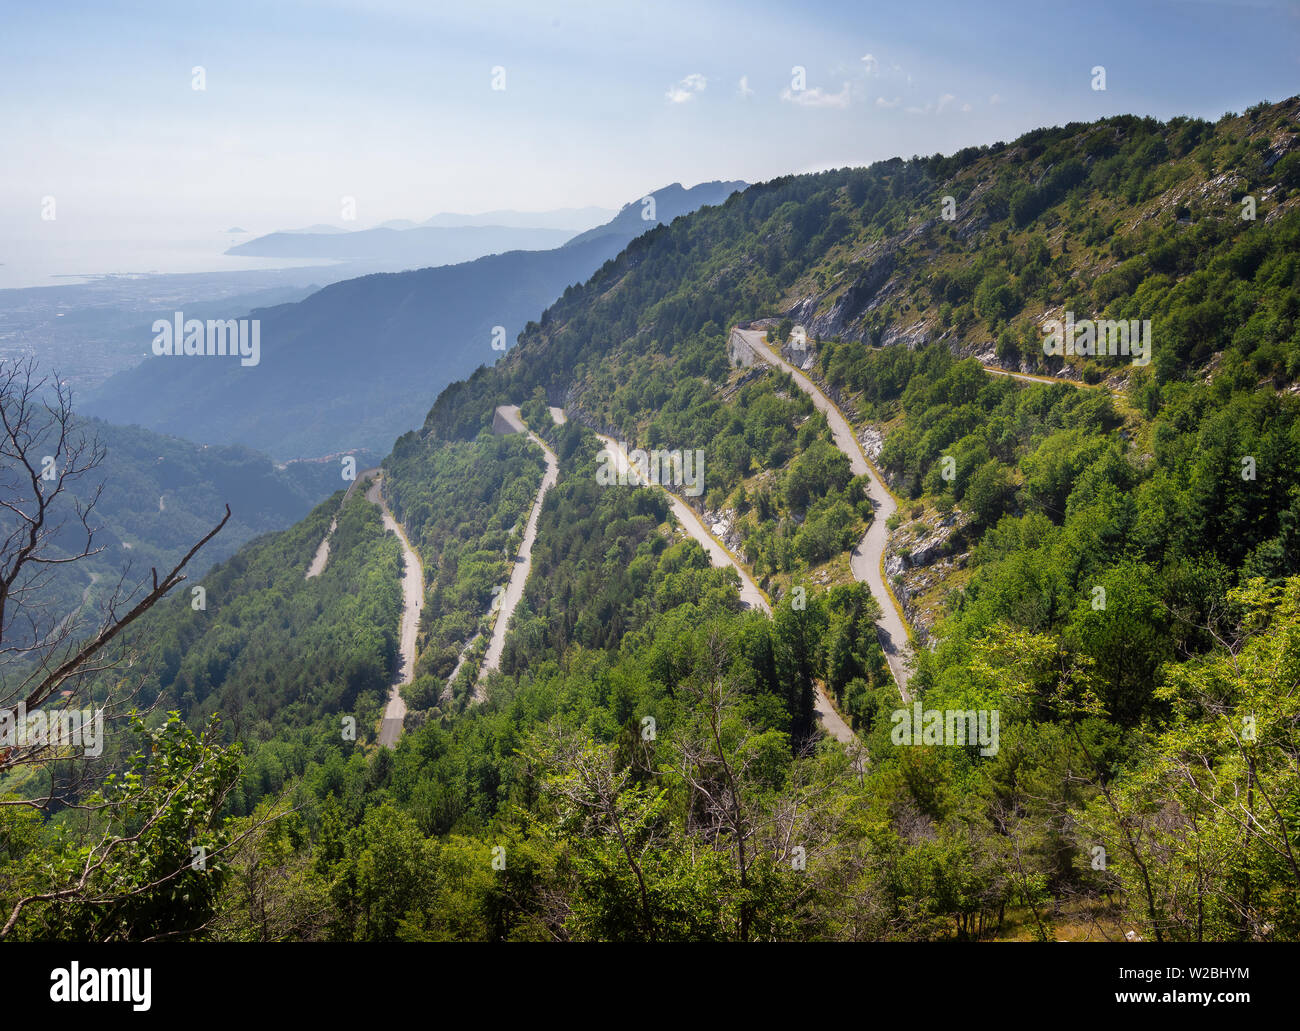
[2,0,1298,243]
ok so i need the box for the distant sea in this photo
[0,234,339,290]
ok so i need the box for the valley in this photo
[82,182,747,460]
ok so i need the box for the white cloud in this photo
[666,73,707,103]
[781,82,851,108]
[989,93,1003,105]
[875,95,901,108]
[860,53,880,76]
[901,94,972,116]
[737,75,754,98]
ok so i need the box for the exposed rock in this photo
[884,506,972,639]
[859,426,885,463]
[904,522,958,569]
[719,365,768,400]
[703,507,744,553]
[786,243,897,341]
[957,212,990,242]
[879,319,932,350]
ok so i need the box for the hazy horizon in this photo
[4,0,1297,274]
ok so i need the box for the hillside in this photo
[20,417,351,634]
[8,101,1300,943]
[430,102,1300,433]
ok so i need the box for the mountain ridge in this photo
[85,180,750,459]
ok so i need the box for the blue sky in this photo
[2,0,1297,239]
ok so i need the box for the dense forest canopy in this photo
[4,99,1299,942]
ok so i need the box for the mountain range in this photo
[85,180,747,459]
[225,224,578,263]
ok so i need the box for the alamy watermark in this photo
[1042,312,1150,367]
[890,702,999,756]
[151,311,260,367]
[50,963,150,1011]
[597,442,706,498]
[0,702,104,757]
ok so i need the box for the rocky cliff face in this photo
[786,242,898,342]
[781,211,961,345]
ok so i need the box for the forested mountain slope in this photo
[311,98,1300,940]
[428,99,1300,438]
[7,101,1300,942]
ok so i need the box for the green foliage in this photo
[3,714,240,941]
[383,430,544,690]
[17,99,1300,942]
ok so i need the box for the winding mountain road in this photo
[478,406,559,696]
[358,470,424,747]
[594,431,856,744]
[305,518,336,579]
[731,327,913,699]
[980,363,1123,397]
[305,462,376,580]
[595,432,769,612]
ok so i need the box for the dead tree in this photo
[0,355,230,804]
